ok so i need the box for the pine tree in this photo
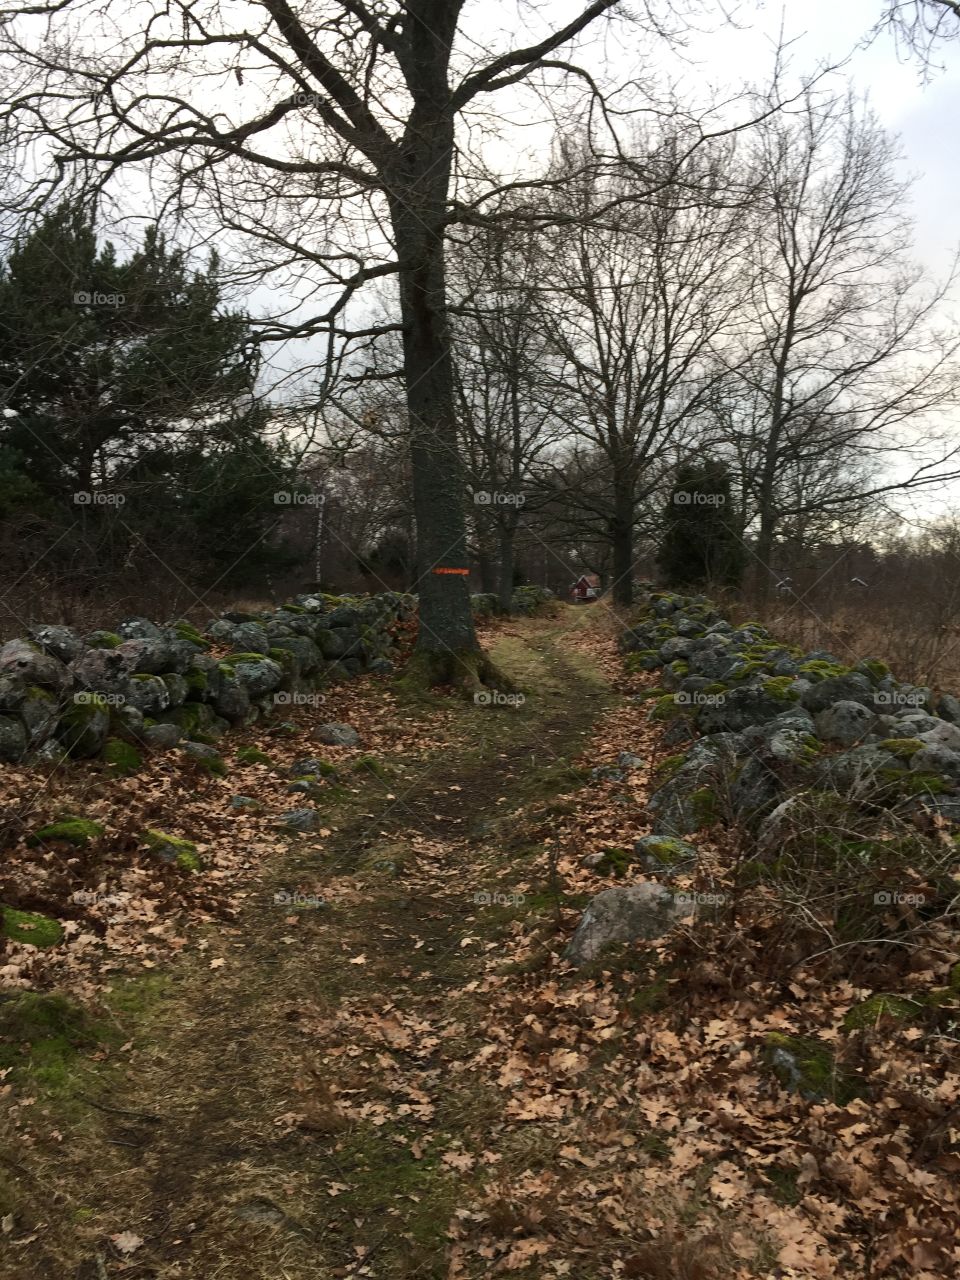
[657,458,745,588]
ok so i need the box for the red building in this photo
[571,574,601,603]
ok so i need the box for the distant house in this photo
[571,573,601,603]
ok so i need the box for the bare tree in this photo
[0,0,634,688]
[723,89,960,601]
[448,218,568,611]
[535,131,750,606]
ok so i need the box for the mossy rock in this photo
[142,828,202,872]
[654,754,687,781]
[843,993,924,1030]
[857,658,890,683]
[689,786,720,828]
[763,1032,867,1104]
[634,686,668,703]
[650,694,685,722]
[352,754,389,779]
[85,630,122,649]
[597,845,633,877]
[280,603,308,614]
[236,745,274,766]
[879,738,924,759]
[226,650,269,663]
[637,835,696,865]
[670,660,690,677]
[798,660,849,681]
[1,906,64,948]
[172,620,210,649]
[763,677,799,702]
[29,815,105,846]
[104,737,142,776]
[184,670,208,698]
[0,992,102,1090]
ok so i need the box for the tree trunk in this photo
[497,516,516,613]
[610,479,635,607]
[384,7,502,691]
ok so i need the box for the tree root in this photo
[400,647,516,697]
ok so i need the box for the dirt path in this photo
[8,608,619,1280]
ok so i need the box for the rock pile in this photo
[0,591,414,766]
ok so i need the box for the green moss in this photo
[879,738,923,759]
[763,677,799,702]
[1,906,64,947]
[218,662,236,677]
[798,660,849,680]
[193,752,227,778]
[85,631,122,649]
[858,659,890,682]
[670,659,690,677]
[0,993,100,1093]
[236,745,273,766]
[598,846,633,877]
[689,786,720,828]
[142,828,202,872]
[104,737,142,776]
[843,993,924,1030]
[227,651,269,662]
[641,836,694,864]
[634,686,668,702]
[60,694,108,724]
[281,603,308,614]
[655,753,687,780]
[29,815,104,846]
[887,771,949,796]
[764,1032,866,1104]
[651,694,685,722]
[172,620,210,649]
[185,668,209,694]
[352,754,389,779]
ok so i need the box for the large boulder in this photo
[56,697,110,758]
[116,636,172,674]
[565,883,685,966]
[230,656,284,699]
[0,638,68,690]
[800,673,875,714]
[27,624,84,664]
[815,700,877,745]
[123,674,171,715]
[912,744,960,782]
[917,720,960,753]
[935,692,960,726]
[70,646,137,696]
[116,617,164,641]
[696,684,800,734]
[0,716,27,761]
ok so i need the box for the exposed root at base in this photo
[400,648,517,697]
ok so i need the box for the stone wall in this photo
[0,591,415,766]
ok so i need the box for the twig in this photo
[79,1094,163,1122]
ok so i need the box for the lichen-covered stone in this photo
[315,722,361,747]
[180,741,227,776]
[30,815,105,845]
[565,883,685,966]
[0,638,68,690]
[142,828,202,871]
